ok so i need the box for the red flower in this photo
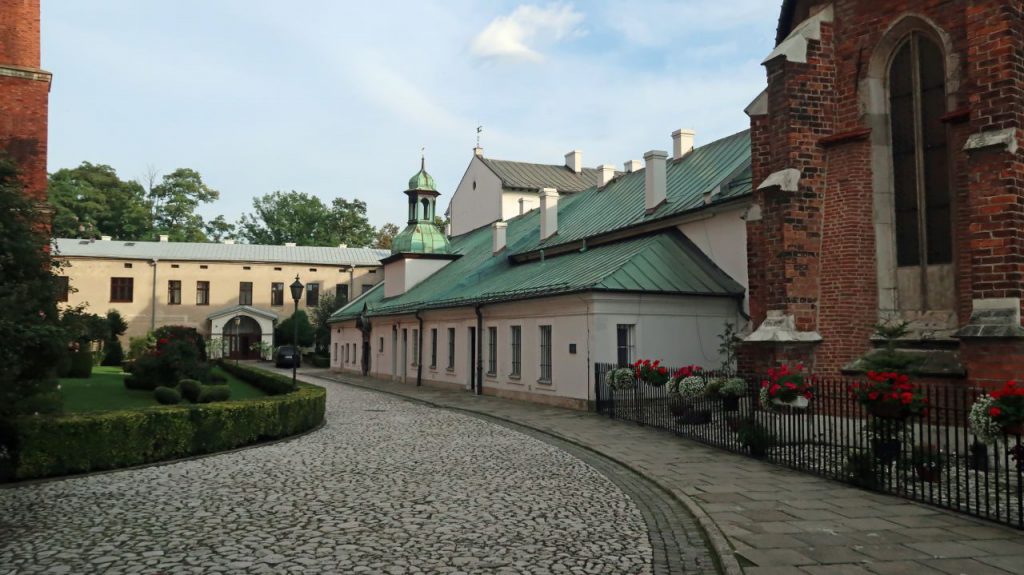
[868,391,878,401]
[658,367,667,375]
[990,406,1003,418]
[900,392,913,404]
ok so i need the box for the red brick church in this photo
[0,0,50,204]
[743,0,1023,387]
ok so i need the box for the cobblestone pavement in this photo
[0,383,683,574]
[308,369,1024,575]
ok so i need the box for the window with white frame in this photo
[539,325,552,383]
[616,324,636,366]
[510,325,522,377]
[487,326,497,376]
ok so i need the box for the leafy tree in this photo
[310,293,346,354]
[375,223,401,250]
[237,191,375,247]
[151,168,219,242]
[48,162,152,239]
[59,306,109,345]
[101,310,128,366]
[275,310,315,347]
[204,215,236,242]
[0,156,65,420]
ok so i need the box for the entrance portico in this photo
[208,305,277,360]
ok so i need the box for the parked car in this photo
[274,345,301,368]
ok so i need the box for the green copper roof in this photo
[391,222,450,255]
[408,162,437,191]
[329,282,386,322]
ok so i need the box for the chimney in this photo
[492,221,507,254]
[598,164,615,187]
[564,150,582,173]
[338,243,348,249]
[284,242,296,247]
[222,239,235,244]
[644,150,668,213]
[624,159,642,173]
[539,188,559,240]
[672,128,695,159]
[159,234,169,242]
[100,235,112,241]
[518,197,528,215]
[473,146,484,158]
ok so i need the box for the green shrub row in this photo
[216,361,296,395]
[1,382,325,481]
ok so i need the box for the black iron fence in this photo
[594,363,1024,530]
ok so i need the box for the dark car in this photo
[274,345,301,368]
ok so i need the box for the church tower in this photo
[383,159,458,298]
[0,0,52,203]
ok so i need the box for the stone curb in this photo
[308,371,744,575]
[0,418,327,489]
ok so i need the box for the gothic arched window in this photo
[889,32,952,269]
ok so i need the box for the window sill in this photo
[445,367,456,373]
[537,379,552,386]
[508,373,521,380]
[429,365,437,371]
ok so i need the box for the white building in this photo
[330,130,753,410]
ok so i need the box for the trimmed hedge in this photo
[2,380,325,481]
[197,384,230,404]
[154,386,181,405]
[216,361,296,395]
[67,350,93,379]
[179,379,202,403]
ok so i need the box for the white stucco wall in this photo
[677,205,750,312]
[330,291,743,409]
[501,190,538,220]
[449,156,503,237]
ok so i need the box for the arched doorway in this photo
[226,315,262,359]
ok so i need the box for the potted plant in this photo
[718,377,747,412]
[606,367,636,391]
[911,445,945,483]
[969,381,1024,442]
[851,371,928,420]
[759,364,813,410]
[867,419,904,464]
[633,359,670,387]
[737,421,775,459]
[674,370,711,424]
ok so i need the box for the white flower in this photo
[606,368,636,391]
[677,376,707,401]
[969,394,1002,444]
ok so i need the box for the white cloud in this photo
[471,3,584,61]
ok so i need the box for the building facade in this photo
[55,237,387,358]
[743,0,1024,386]
[0,0,51,204]
[331,132,753,409]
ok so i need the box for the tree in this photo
[237,191,376,247]
[102,310,128,366]
[0,155,65,420]
[375,223,400,250]
[310,292,346,354]
[275,310,315,347]
[48,162,152,239]
[151,168,219,242]
[204,215,236,242]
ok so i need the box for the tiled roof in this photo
[53,238,390,267]
[480,158,602,192]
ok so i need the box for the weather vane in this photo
[476,125,483,148]
[420,146,425,169]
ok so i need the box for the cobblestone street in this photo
[0,383,680,575]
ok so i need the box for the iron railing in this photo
[594,363,1024,530]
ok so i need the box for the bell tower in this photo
[0,0,52,203]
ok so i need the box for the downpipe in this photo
[475,304,483,396]
[415,310,424,387]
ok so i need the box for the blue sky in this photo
[42,1,778,230]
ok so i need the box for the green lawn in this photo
[60,365,267,413]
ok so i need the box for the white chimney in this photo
[673,128,696,159]
[624,159,643,173]
[598,164,616,187]
[492,221,507,254]
[473,146,484,158]
[564,150,582,173]
[159,234,169,242]
[223,239,235,244]
[518,197,528,215]
[338,243,348,249]
[100,235,112,241]
[539,188,559,241]
[284,242,297,247]
[644,150,668,213]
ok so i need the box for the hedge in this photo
[216,361,296,395]
[1,381,325,482]
[66,350,93,379]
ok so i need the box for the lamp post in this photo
[233,316,241,366]
[289,275,304,387]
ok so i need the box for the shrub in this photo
[66,350,93,379]
[179,379,202,403]
[737,421,775,458]
[129,339,210,391]
[154,386,181,405]
[217,361,296,395]
[101,338,124,367]
[127,334,154,361]
[311,355,330,368]
[5,384,326,481]
[153,325,207,361]
[198,385,231,404]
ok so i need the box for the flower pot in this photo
[871,438,901,463]
[1002,422,1024,436]
[915,466,941,483]
[772,396,809,409]
[867,401,908,420]
[722,395,740,412]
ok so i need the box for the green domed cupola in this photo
[391,157,450,256]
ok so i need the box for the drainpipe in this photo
[474,304,484,395]
[415,310,424,386]
[149,258,159,331]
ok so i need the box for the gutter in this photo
[474,304,484,395]
[149,258,159,331]
[415,310,424,387]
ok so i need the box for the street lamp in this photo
[232,316,242,366]
[289,275,304,387]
